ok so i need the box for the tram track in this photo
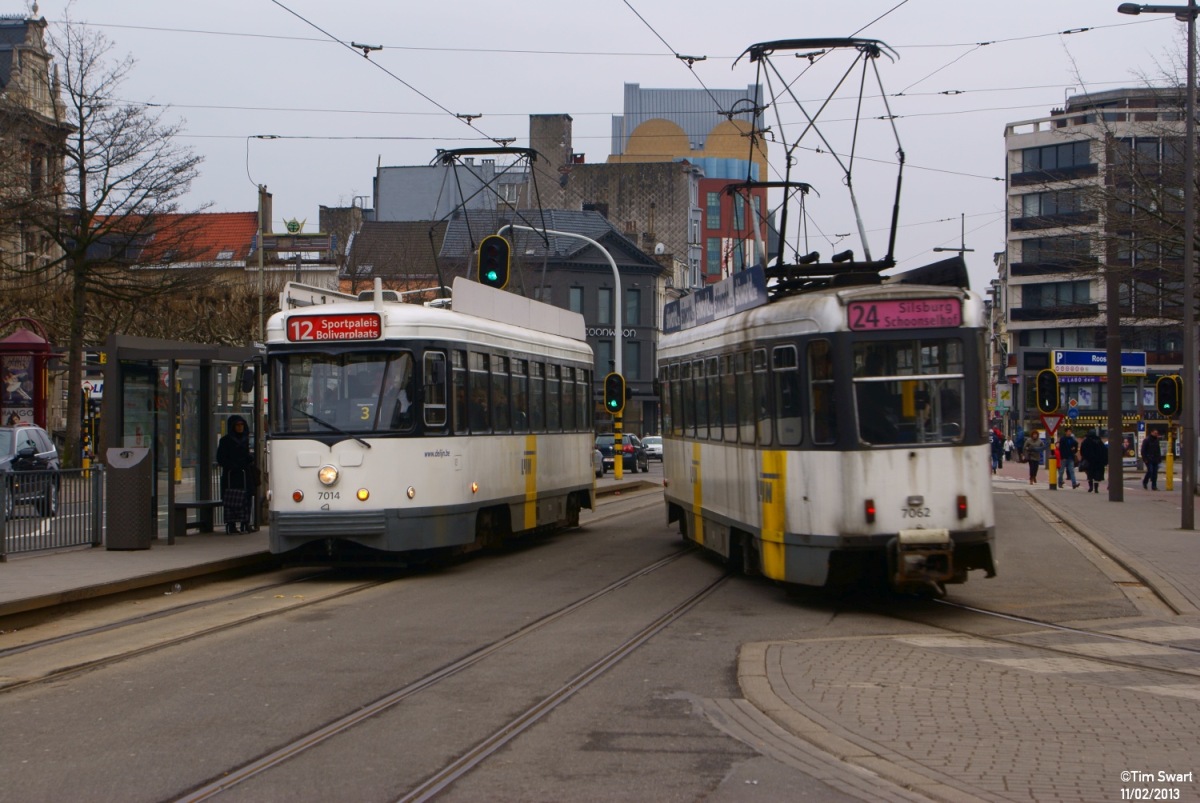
[173,549,722,802]
[0,488,665,694]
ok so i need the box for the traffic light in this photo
[603,372,625,415]
[477,235,511,289]
[1034,369,1059,413]
[1156,374,1182,418]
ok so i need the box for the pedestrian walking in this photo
[1057,427,1079,489]
[1141,429,1162,491]
[1022,430,1046,485]
[990,426,1004,474]
[1078,428,1108,493]
[217,414,257,533]
[1004,435,1014,462]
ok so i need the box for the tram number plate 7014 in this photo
[847,299,961,331]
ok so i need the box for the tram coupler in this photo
[889,529,954,586]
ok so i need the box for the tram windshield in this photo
[271,351,418,435]
[852,338,965,445]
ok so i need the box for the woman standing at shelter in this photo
[217,415,256,533]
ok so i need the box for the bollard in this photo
[1047,452,1057,490]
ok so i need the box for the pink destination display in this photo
[286,313,382,341]
[847,298,962,331]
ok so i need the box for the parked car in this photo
[0,424,60,518]
[594,433,649,474]
[593,448,605,478]
[642,435,663,461]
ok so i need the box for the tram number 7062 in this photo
[901,506,931,518]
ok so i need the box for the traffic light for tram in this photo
[477,234,511,289]
[1156,374,1182,418]
[603,372,626,415]
[1035,369,1059,414]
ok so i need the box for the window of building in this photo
[625,288,640,326]
[623,341,641,382]
[1021,189,1084,217]
[733,195,746,230]
[596,339,613,377]
[598,287,612,325]
[569,286,583,314]
[1021,140,1091,172]
[1021,281,1091,309]
[1019,236,1092,266]
[706,192,721,229]
[706,237,721,276]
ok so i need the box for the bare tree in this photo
[18,19,211,466]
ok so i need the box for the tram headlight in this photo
[407,486,416,499]
[471,481,479,494]
[317,465,339,486]
[357,488,369,502]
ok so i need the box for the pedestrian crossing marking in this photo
[984,657,1135,674]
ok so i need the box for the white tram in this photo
[657,271,996,593]
[266,278,596,563]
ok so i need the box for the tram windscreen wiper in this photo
[292,405,372,448]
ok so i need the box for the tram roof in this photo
[658,282,984,354]
[267,280,592,361]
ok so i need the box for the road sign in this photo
[1067,407,1079,419]
[1040,413,1064,436]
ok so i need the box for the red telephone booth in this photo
[0,319,53,429]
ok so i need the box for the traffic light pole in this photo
[499,224,625,478]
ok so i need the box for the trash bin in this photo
[105,447,153,550]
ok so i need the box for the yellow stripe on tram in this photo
[691,441,703,546]
[523,434,538,530]
[759,450,787,581]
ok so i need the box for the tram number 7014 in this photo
[901,506,931,518]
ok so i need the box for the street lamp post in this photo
[1118,2,1197,529]
[932,212,976,256]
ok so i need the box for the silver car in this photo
[642,435,663,461]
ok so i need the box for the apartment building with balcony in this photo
[1003,88,1187,434]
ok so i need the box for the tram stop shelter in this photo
[101,335,262,544]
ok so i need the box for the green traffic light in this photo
[486,270,498,281]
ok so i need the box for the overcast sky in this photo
[17,0,1192,290]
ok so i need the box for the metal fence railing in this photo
[0,467,105,560]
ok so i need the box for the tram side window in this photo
[469,352,490,432]
[546,364,561,431]
[753,349,772,446]
[808,340,837,445]
[773,345,802,446]
[423,352,447,429]
[736,352,755,443]
[661,365,674,436]
[562,367,577,431]
[693,360,708,440]
[452,350,467,434]
[492,355,511,432]
[530,362,545,431]
[706,356,721,440]
[512,359,529,432]
[722,354,738,442]
[576,369,590,431]
[681,361,695,438]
